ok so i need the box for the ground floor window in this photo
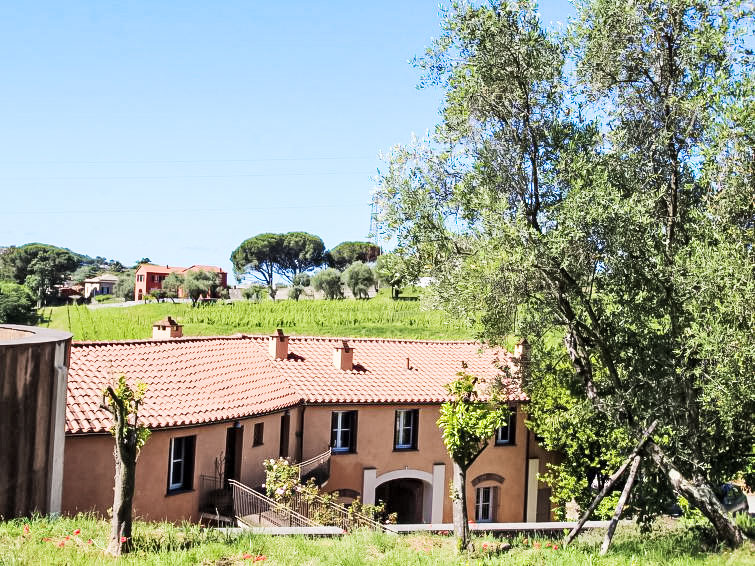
[168,435,196,492]
[475,486,496,522]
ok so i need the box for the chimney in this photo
[152,316,183,339]
[333,340,354,371]
[514,338,530,361]
[269,328,289,360]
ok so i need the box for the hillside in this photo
[42,298,474,341]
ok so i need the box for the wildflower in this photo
[23,524,30,535]
[255,556,267,562]
[87,539,93,545]
[243,553,253,559]
[522,538,528,544]
[482,543,488,549]
[58,541,65,547]
[120,536,127,543]
[73,529,81,535]
[533,542,541,549]
[553,544,559,550]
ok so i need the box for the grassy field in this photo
[1,514,752,566]
[41,297,474,341]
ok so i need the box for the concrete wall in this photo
[0,326,72,518]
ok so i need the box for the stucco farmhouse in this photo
[62,323,556,525]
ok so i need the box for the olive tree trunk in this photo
[645,442,743,548]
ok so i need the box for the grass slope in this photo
[42,298,473,341]
[1,515,752,566]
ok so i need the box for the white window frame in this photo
[332,411,352,452]
[495,407,516,445]
[475,486,493,522]
[169,437,187,491]
[394,409,416,449]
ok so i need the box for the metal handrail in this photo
[287,488,393,532]
[297,449,331,479]
[228,479,318,528]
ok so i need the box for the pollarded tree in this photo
[327,241,381,270]
[377,0,753,547]
[101,375,150,556]
[341,261,374,299]
[438,371,505,552]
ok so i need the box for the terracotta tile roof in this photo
[66,335,526,434]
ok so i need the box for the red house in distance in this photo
[134,264,228,301]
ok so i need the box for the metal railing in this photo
[296,449,331,484]
[228,479,318,528]
[199,474,233,523]
[286,488,393,532]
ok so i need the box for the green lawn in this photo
[1,515,752,565]
[41,297,474,341]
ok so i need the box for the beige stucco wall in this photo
[302,403,529,523]
[62,410,295,523]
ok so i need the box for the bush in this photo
[93,294,115,303]
[0,281,38,324]
[341,261,374,299]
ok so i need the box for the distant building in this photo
[134,264,227,301]
[83,274,118,298]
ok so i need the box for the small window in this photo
[168,436,196,492]
[330,411,357,453]
[137,275,144,282]
[475,486,495,522]
[253,422,264,446]
[394,409,419,450]
[495,407,517,445]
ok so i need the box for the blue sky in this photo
[0,1,572,282]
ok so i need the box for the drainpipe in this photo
[296,404,306,463]
[523,411,530,522]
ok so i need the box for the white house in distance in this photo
[83,274,118,298]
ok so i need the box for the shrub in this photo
[341,261,374,299]
[312,268,343,300]
[0,281,38,324]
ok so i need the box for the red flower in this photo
[73,529,81,536]
[120,536,127,543]
[87,539,93,545]
[553,544,559,550]
[58,541,65,547]
[242,554,252,560]
[23,525,30,535]
[533,542,541,549]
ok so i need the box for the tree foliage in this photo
[183,270,218,306]
[341,261,374,299]
[377,0,754,546]
[0,281,38,325]
[312,268,344,300]
[327,241,381,270]
[0,244,78,306]
[289,273,310,301]
[375,253,414,299]
[162,272,184,302]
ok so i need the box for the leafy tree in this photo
[375,253,413,299]
[183,269,217,306]
[0,244,78,306]
[341,261,374,299]
[0,282,38,325]
[115,272,135,301]
[162,272,184,302]
[327,241,381,270]
[71,264,99,284]
[242,284,268,302]
[101,375,150,556]
[136,258,151,266]
[438,371,505,551]
[312,268,344,300]
[377,0,753,546]
[231,232,326,298]
[289,273,310,301]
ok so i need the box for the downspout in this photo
[296,404,306,463]
[523,414,531,521]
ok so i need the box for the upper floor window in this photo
[137,275,144,282]
[475,486,496,522]
[331,411,357,453]
[168,435,196,492]
[495,407,517,445]
[394,409,418,450]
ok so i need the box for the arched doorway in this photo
[375,478,425,524]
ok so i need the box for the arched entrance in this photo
[375,478,425,524]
